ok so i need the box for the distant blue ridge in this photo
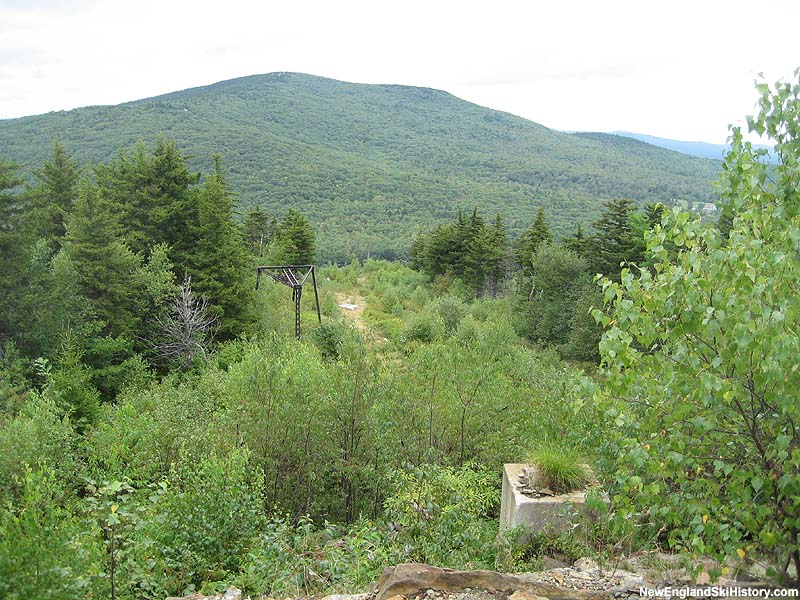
[609,131,776,163]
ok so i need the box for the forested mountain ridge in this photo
[0,72,721,262]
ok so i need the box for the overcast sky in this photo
[1,0,797,143]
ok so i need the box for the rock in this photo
[540,556,570,571]
[222,587,242,600]
[573,558,600,573]
[375,563,607,600]
[619,574,645,589]
[376,563,516,600]
[322,595,370,600]
[509,591,550,600]
[164,587,244,600]
[453,591,498,600]
[571,571,593,580]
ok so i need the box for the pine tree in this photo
[482,214,509,297]
[241,206,275,258]
[96,139,199,267]
[0,161,27,342]
[588,198,638,278]
[274,208,316,264]
[515,206,552,275]
[565,223,589,257]
[424,221,462,278]
[188,156,255,339]
[461,208,489,294]
[409,228,430,272]
[12,241,96,359]
[26,141,80,249]
[63,181,142,338]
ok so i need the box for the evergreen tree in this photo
[482,214,509,297]
[96,139,199,267]
[588,198,638,278]
[424,221,463,278]
[515,206,552,275]
[461,209,489,294]
[26,141,80,249]
[411,209,510,297]
[12,241,96,360]
[241,205,275,258]
[63,181,142,338]
[188,156,255,339]
[409,228,430,272]
[642,202,666,228]
[274,208,316,264]
[565,223,589,257]
[0,161,27,342]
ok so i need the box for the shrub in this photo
[430,295,468,335]
[595,73,800,579]
[383,463,500,568]
[308,322,364,361]
[134,450,265,596]
[402,312,445,344]
[0,394,78,501]
[0,467,104,599]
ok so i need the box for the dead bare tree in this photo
[155,276,218,370]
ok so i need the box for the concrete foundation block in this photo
[499,463,606,543]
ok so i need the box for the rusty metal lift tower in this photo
[255,265,321,339]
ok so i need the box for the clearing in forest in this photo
[335,291,367,331]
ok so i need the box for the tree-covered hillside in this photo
[0,72,721,262]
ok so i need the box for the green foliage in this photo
[86,373,226,482]
[241,205,275,258]
[587,198,643,277]
[237,516,403,597]
[0,73,721,263]
[47,333,102,430]
[595,71,800,577]
[530,448,589,494]
[412,209,508,297]
[430,295,469,335]
[11,241,96,360]
[82,478,160,600]
[272,208,316,265]
[83,336,152,400]
[384,463,500,567]
[560,282,603,362]
[96,139,200,262]
[0,394,77,501]
[64,180,143,338]
[137,450,265,596]
[516,241,591,348]
[515,206,553,275]
[402,311,445,343]
[187,157,255,339]
[0,341,32,415]
[0,160,27,343]
[26,140,80,248]
[0,467,104,600]
[308,321,364,361]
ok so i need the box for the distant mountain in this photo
[611,131,775,162]
[0,73,722,262]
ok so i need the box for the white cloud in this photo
[0,0,798,143]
